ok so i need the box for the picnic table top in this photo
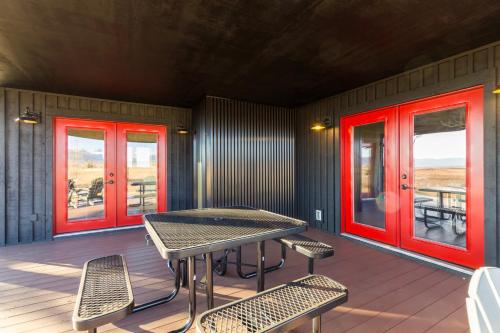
[418,186,466,195]
[143,208,307,260]
[130,180,157,186]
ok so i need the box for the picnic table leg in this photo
[308,258,315,274]
[313,316,322,333]
[205,252,214,309]
[439,191,444,219]
[170,256,196,333]
[257,241,265,292]
[214,249,229,276]
[235,245,286,279]
[133,259,180,312]
[179,259,188,288]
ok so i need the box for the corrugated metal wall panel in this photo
[0,88,192,245]
[194,96,295,216]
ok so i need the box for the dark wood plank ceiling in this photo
[0,0,499,107]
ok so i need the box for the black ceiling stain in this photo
[0,0,499,107]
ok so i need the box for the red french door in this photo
[116,123,166,226]
[341,106,399,246]
[54,118,167,234]
[399,87,484,268]
[342,87,484,268]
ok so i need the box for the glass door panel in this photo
[412,107,466,248]
[116,123,166,226]
[67,128,106,221]
[353,122,386,229]
[341,106,398,246]
[400,87,484,268]
[54,118,116,234]
[126,132,158,216]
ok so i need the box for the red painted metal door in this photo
[54,118,117,233]
[116,123,166,226]
[54,118,167,234]
[399,87,484,268]
[341,87,484,268]
[341,106,399,246]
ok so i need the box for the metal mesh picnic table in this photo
[143,208,307,333]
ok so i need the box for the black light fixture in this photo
[176,124,189,134]
[15,107,41,124]
[310,117,332,131]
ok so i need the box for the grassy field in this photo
[415,167,465,189]
[361,167,465,195]
[68,163,157,191]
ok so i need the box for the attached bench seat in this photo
[275,234,334,259]
[73,255,134,333]
[275,234,334,274]
[196,274,348,333]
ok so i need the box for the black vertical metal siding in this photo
[296,41,500,266]
[194,96,295,216]
[0,88,192,245]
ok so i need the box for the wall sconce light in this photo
[493,87,500,94]
[15,107,41,124]
[176,124,189,134]
[310,117,332,131]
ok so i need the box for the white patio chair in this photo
[466,267,500,333]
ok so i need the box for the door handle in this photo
[105,180,114,185]
[401,184,412,190]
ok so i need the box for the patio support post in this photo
[313,316,321,333]
[205,252,214,309]
[257,241,265,292]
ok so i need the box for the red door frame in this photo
[116,123,167,226]
[341,106,399,246]
[54,118,117,234]
[54,118,167,234]
[341,86,484,268]
[399,87,484,268]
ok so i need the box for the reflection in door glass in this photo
[127,132,158,216]
[413,108,466,248]
[353,122,385,229]
[67,129,105,221]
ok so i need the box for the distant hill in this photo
[68,149,103,164]
[415,158,465,168]
[361,157,465,168]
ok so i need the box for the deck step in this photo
[275,234,334,259]
[196,274,348,333]
[72,255,134,332]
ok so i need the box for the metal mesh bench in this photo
[72,255,134,332]
[196,274,347,333]
[275,234,334,274]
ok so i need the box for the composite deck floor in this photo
[0,228,470,332]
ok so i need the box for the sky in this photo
[413,130,466,160]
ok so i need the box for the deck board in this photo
[0,228,470,332]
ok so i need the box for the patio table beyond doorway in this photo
[143,208,307,332]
